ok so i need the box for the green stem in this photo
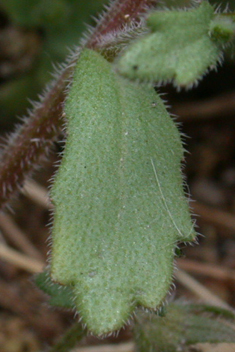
[48,322,86,352]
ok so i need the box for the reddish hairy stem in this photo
[0,69,70,207]
[87,0,158,48]
[0,0,158,209]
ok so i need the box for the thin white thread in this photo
[150,158,194,239]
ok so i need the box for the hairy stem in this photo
[86,0,158,48]
[0,65,73,208]
[0,0,158,209]
[48,322,86,352]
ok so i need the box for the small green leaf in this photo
[134,302,235,352]
[117,2,228,87]
[50,49,195,335]
[210,15,235,44]
[34,271,74,309]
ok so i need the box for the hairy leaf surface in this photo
[50,49,195,335]
[134,302,235,352]
[117,2,232,87]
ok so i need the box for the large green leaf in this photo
[50,49,195,335]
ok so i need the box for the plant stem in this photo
[86,0,158,48]
[0,65,73,209]
[48,322,86,352]
[0,0,158,210]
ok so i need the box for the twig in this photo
[22,179,52,209]
[0,212,43,260]
[187,343,235,352]
[0,243,44,272]
[178,258,235,282]
[193,201,235,233]
[174,91,235,121]
[175,269,231,310]
[73,342,134,352]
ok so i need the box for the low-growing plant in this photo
[1,0,235,351]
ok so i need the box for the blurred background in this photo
[0,0,234,351]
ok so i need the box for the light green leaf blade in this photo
[50,49,195,335]
[134,302,235,352]
[117,2,227,87]
[34,271,74,309]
